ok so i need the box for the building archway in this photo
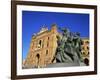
[36,54,40,67]
[84,58,89,66]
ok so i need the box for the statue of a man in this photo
[55,27,74,63]
[55,27,83,64]
[73,32,83,62]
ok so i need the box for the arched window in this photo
[86,41,89,44]
[47,37,49,47]
[47,42,49,47]
[87,46,89,50]
[39,40,42,46]
[46,50,48,55]
[36,54,40,65]
[36,54,40,59]
[84,58,89,66]
[48,37,49,40]
[88,52,89,55]
[38,40,42,48]
[82,52,85,55]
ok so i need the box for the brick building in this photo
[24,24,58,68]
[81,38,89,65]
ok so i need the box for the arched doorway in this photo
[84,58,89,66]
[36,54,40,67]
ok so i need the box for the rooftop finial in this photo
[51,23,57,27]
[38,25,48,34]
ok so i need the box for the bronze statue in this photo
[55,27,83,64]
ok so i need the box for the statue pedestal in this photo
[23,62,86,69]
[45,62,81,68]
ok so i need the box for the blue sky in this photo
[22,11,89,60]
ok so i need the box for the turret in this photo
[51,24,57,33]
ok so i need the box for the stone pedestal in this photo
[45,62,80,68]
